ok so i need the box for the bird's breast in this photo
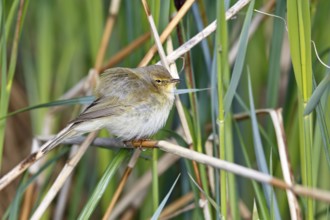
[105,94,174,140]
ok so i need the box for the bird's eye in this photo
[155,79,162,84]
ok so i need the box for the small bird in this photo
[0,64,180,190]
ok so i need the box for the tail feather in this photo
[0,124,77,191]
[41,124,77,153]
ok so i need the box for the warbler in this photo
[45,64,180,151]
[0,64,180,190]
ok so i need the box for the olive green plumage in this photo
[71,64,180,140]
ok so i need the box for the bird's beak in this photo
[170,78,180,84]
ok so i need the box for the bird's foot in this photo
[128,139,157,150]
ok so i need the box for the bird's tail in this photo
[0,124,77,191]
[40,124,77,153]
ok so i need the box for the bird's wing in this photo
[70,96,131,123]
[71,88,152,124]
[96,67,144,97]
[73,67,153,124]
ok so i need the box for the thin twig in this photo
[155,140,330,203]
[166,37,193,146]
[141,0,169,70]
[53,167,73,220]
[270,109,301,219]
[20,184,35,220]
[205,137,215,194]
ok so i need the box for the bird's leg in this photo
[138,139,143,149]
[130,139,157,149]
[122,139,144,148]
[131,139,145,150]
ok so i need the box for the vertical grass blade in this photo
[192,3,211,73]
[0,0,8,169]
[220,1,255,218]
[215,0,231,218]
[223,0,255,115]
[0,0,28,168]
[287,0,314,218]
[287,0,312,99]
[234,121,269,219]
[265,0,286,108]
[247,73,281,220]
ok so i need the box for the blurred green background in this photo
[1,0,330,219]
